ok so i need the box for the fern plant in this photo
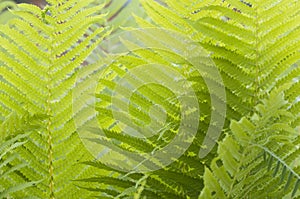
[0,0,111,198]
[78,0,300,198]
[1,0,300,198]
[77,39,212,198]
[200,88,300,198]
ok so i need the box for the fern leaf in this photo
[135,1,300,198]
[0,112,45,198]
[0,0,110,198]
[200,90,300,198]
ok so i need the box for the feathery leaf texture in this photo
[77,30,213,198]
[200,89,300,198]
[0,112,45,198]
[1,0,300,198]
[80,0,300,198]
[0,0,110,198]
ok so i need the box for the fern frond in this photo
[140,0,300,118]
[76,26,226,197]
[0,133,41,199]
[1,0,298,198]
[200,89,300,198]
[0,0,110,198]
[134,1,300,198]
[0,112,46,198]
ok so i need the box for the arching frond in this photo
[0,0,110,197]
[200,89,300,198]
[1,0,300,198]
[77,0,300,198]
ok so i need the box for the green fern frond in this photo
[78,159,202,198]
[79,0,300,197]
[0,111,48,139]
[0,112,46,198]
[77,28,222,197]
[139,0,300,117]
[0,0,111,198]
[200,89,300,198]
[132,1,300,198]
[1,0,299,198]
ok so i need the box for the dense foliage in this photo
[0,0,299,198]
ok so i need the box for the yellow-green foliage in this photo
[131,0,300,198]
[1,0,300,198]
[0,0,110,197]
[200,89,300,198]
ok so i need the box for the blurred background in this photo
[14,0,46,7]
